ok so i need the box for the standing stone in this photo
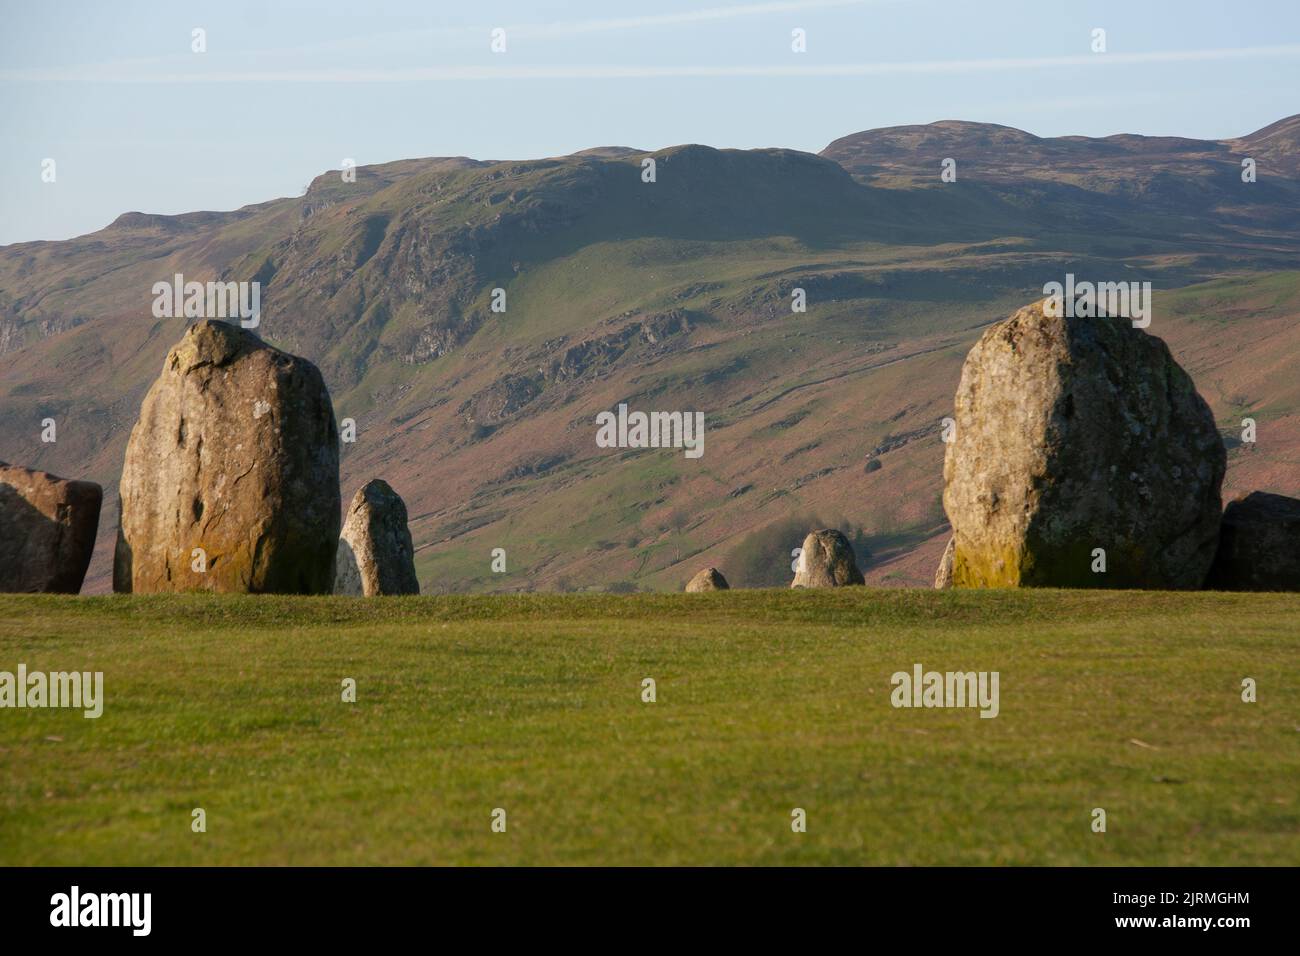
[334,479,420,596]
[0,463,102,593]
[791,529,864,588]
[1205,491,1300,591]
[943,299,1225,589]
[114,320,340,593]
[685,567,729,592]
[933,535,955,589]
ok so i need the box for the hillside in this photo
[822,114,1300,236]
[2,116,1299,594]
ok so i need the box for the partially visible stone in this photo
[943,299,1224,589]
[934,535,955,589]
[791,529,864,588]
[114,320,340,593]
[1205,491,1300,591]
[0,462,102,593]
[685,567,729,592]
[335,479,419,596]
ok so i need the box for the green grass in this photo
[1,590,1297,866]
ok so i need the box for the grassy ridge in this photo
[2,590,1297,866]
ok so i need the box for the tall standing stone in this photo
[334,479,420,596]
[943,299,1225,588]
[790,529,864,588]
[0,463,102,593]
[114,320,340,593]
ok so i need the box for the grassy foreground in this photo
[1,589,1297,866]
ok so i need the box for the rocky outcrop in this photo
[943,299,1225,588]
[791,529,864,588]
[934,536,955,589]
[113,320,340,593]
[334,479,420,596]
[1205,491,1300,591]
[546,311,692,383]
[0,463,102,593]
[685,567,729,592]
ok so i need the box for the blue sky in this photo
[2,0,1298,244]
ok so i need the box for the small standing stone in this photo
[335,479,420,596]
[0,463,102,593]
[791,529,864,588]
[685,567,729,592]
[1204,491,1300,591]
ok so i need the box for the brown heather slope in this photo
[2,118,1299,593]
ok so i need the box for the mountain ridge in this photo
[3,115,1298,594]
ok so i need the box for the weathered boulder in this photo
[1205,491,1300,591]
[934,536,955,589]
[685,567,729,592]
[0,463,102,593]
[114,320,340,593]
[334,479,420,596]
[791,529,864,588]
[943,299,1224,589]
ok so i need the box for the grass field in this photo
[1,589,1297,866]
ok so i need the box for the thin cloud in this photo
[0,1,888,78]
[5,44,1300,84]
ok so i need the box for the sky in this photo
[2,0,1298,245]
